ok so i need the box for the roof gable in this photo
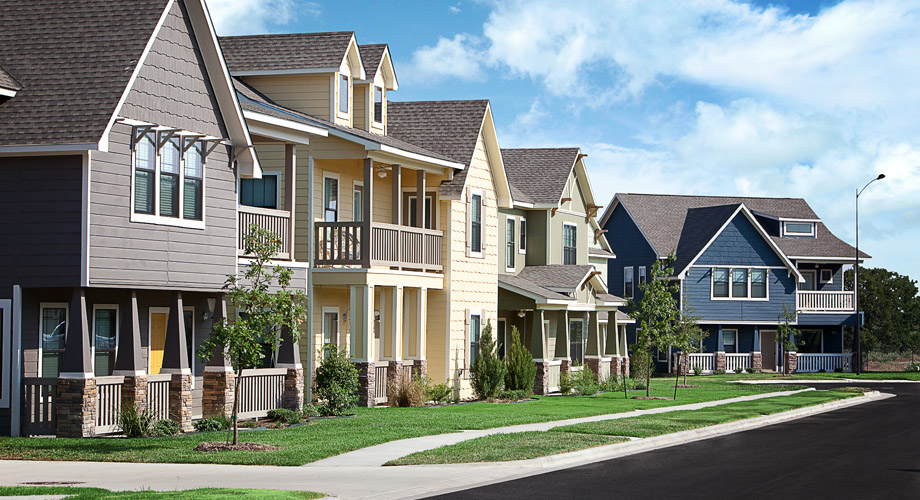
[501,147,579,204]
[359,44,397,90]
[219,31,362,76]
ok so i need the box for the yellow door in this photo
[149,311,168,375]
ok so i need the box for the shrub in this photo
[151,419,180,437]
[733,368,744,374]
[387,374,427,407]
[905,361,920,373]
[834,367,844,373]
[747,367,758,374]
[714,369,726,375]
[692,366,702,376]
[818,369,827,373]
[470,320,506,400]
[572,366,599,396]
[497,389,529,401]
[315,346,360,416]
[504,326,536,393]
[559,372,574,395]
[193,416,230,432]
[426,382,453,404]
[301,404,320,418]
[267,408,302,425]
[118,404,154,438]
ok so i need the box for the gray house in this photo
[0,0,310,438]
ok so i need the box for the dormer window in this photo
[374,86,383,123]
[338,74,349,114]
[782,221,815,237]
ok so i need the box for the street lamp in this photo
[854,173,885,375]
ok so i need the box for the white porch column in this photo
[284,143,296,257]
[391,286,403,361]
[350,285,374,362]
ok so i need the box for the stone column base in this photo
[282,368,304,412]
[784,352,798,374]
[355,362,376,407]
[585,358,600,379]
[610,357,623,381]
[202,369,235,418]
[121,375,148,413]
[411,359,428,379]
[387,360,405,384]
[533,361,549,395]
[56,378,97,438]
[715,352,727,372]
[168,373,193,432]
[560,359,571,375]
[751,352,763,373]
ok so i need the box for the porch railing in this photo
[146,374,172,421]
[315,221,443,272]
[547,361,562,393]
[95,375,124,434]
[21,377,57,436]
[688,353,715,374]
[237,368,286,419]
[374,365,388,405]
[726,353,752,372]
[239,206,292,260]
[796,353,853,373]
[796,291,855,313]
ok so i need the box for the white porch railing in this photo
[688,353,715,374]
[547,361,562,392]
[239,206,292,260]
[796,291,855,313]
[237,368,286,419]
[375,365,388,405]
[146,374,171,421]
[726,353,752,372]
[796,353,853,373]
[21,377,57,436]
[95,376,124,434]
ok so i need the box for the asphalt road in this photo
[429,382,920,500]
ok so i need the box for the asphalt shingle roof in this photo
[517,265,596,293]
[500,148,580,204]
[498,274,573,301]
[0,65,22,92]
[589,247,616,258]
[233,78,455,163]
[358,44,386,80]
[387,100,489,197]
[0,0,169,146]
[219,32,354,73]
[615,193,868,266]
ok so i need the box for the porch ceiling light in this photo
[376,165,388,178]
[517,310,526,318]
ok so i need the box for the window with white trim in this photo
[92,306,118,376]
[712,267,769,300]
[751,269,767,298]
[470,192,483,254]
[353,183,364,222]
[469,313,482,366]
[338,74,349,114]
[732,269,748,298]
[132,130,205,224]
[40,303,68,377]
[373,86,383,123]
[722,329,737,353]
[783,221,815,237]
[569,318,585,366]
[519,218,527,253]
[563,224,577,265]
[638,266,647,285]
[322,309,339,357]
[505,217,515,271]
[624,266,634,298]
[324,176,339,222]
[820,269,833,284]
[240,172,279,209]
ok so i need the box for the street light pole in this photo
[854,173,885,375]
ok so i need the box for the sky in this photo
[206,0,920,280]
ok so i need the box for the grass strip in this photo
[387,390,857,465]
[0,379,800,466]
[0,486,323,499]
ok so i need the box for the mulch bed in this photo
[195,442,281,453]
[631,396,673,400]
[675,384,700,388]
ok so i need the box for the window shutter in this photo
[465,190,472,257]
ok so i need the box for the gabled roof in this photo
[220,31,363,76]
[358,43,397,90]
[517,265,598,294]
[500,148,580,204]
[0,64,22,95]
[499,265,625,306]
[0,0,170,147]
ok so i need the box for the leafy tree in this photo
[504,326,537,393]
[470,320,506,399]
[844,267,920,350]
[198,224,308,444]
[777,303,801,352]
[630,255,680,397]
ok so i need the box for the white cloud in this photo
[401,34,486,84]
[206,0,311,36]
[448,3,462,14]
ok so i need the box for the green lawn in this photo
[387,389,860,465]
[703,371,920,381]
[0,378,800,466]
[0,486,323,499]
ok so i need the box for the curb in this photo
[733,378,920,384]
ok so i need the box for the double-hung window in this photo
[92,306,117,376]
[624,266,634,298]
[324,176,339,222]
[183,139,203,220]
[353,183,363,222]
[638,266,647,285]
[713,267,768,299]
[519,218,527,253]
[563,224,577,265]
[40,304,67,377]
[134,131,157,214]
[569,319,585,366]
[373,86,383,124]
[132,129,205,225]
[505,218,515,270]
[159,137,181,217]
[722,329,737,353]
[338,74,349,114]
[751,269,767,298]
[713,268,730,298]
[732,269,748,298]
[469,313,482,367]
[470,192,482,254]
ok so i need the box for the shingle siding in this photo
[695,214,785,267]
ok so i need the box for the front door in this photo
[149,309,169,375]
[761,330,777,371]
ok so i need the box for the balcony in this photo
[239,206,293,260]
[314,221,443,272]
[796,290,855,313]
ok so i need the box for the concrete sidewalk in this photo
[0,389,889,499]
[309,388,814,467]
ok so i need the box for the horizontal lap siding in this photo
[241,74,331,121]
[88,1,236,290]
[0,155,82,289]
[603,205,658,302]
[685,267,795,322]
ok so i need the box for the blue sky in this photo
[208,0,920,280]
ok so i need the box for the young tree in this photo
[504,326,537,393]
[470,320,506,400]
[198,224,308,444]
[777,304,801,373]
[631,255,680,397]
[671,303,705,396]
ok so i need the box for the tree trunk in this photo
[232,367,244,445]
[673,352,681,400]
[683,351,688,386]
[622,358,628,399]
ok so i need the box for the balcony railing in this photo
[796,290,855,313]
[239,206,292,260]
[315,221,443,272]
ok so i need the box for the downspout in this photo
[305,148,315,404]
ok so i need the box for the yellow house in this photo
[220,32,512,403]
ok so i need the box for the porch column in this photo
[277,317,304,412]
[620,324,630,377]
[203,295,234,418]
[387,286,406,383]
[115,291,147,413]
[714,325,726,372]
[416,170,426,228]
[57,288,96,438]
[559,311,571,374]
[585,311,601,377]
[751,325,763,372]
[532,309,549,395]
[351,284,376,406]
[162,292,192,431]
[391,164,402,224]
[414,287,428,376]
[361,159,373,267]
[284,143,297,257]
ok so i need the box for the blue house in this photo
[599,193,868,374]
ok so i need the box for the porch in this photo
[681,352,853,374]
[796,290,855,313]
